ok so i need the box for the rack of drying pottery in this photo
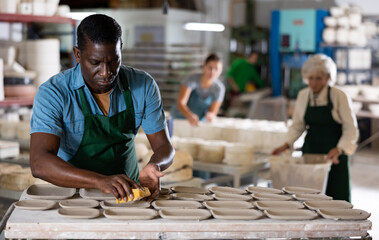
[4,184,372,239]
[122,43,206,111]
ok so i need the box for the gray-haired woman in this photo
[272,54,359,202]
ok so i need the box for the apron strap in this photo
[78,87,92,116]
[118,68,136,130]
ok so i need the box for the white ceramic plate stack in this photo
[223,143,254,166]
[197,140,226,163]
[25,39,61,87]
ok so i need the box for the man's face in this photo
[307,71,329,94]
[74,39,122,93]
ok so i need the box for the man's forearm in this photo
[147,143,175,171]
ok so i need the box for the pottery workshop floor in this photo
[1,147,378,239]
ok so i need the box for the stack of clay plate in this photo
[25,39,61,87]
[223,143,254,165]
[0,140,19,159]
[197,140,226,163]
[175,137,203,159]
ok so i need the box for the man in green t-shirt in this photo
[227,51,265,93]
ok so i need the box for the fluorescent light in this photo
[67,12,97,21]
[183,22,225,32]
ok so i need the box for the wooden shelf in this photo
[0,98,33,108]
[0,13,75,26]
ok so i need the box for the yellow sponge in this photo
[116,187,151,203]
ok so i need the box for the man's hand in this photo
[327,148,340,164]
[139,163,164,201]
[96,174,142,202]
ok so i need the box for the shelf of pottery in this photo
[122,43,206,111]
[321,5,378,86]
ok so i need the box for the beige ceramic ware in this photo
[59,199,99,209]
[58,208,100,219]
[14,200,56,211]
[103,208,158,220]
[159,208,211,220]
[252,193,292,201]
[282,186,321,194]
[203,201,255,209]
[264,209,318,220]
[79,188,114,200]
[317,208,371,220]
[293,193,333,201]
[156,195,171,200]
[209,186,246,195]
[170,186,209,194]
[152,200,202,209]
[26,184,76,200]
[160,187,171,195]
[170,193,213,201]
[100,200,150,209]
[211,208,263,220]
[246,186,283,194]
[304,200,353,210]
[212,193,252,201]
[255,201,304,210]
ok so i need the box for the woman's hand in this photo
[271,143,290,155]
[96,174,142,202]
[187,113,199,126]
[205,112,216,122]
[139,163,164,201]
[327,148,340,164]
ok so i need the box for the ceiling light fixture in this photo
[183,22,225,32]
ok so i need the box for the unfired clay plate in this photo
[159,208,211,220]
[264,209,318,220]
[14,200,56,211]
[317,208,371,220]
[26,184,76,200]
[170,193,213,201]
[152,200,202,209]
[209,186,246,195]
[246,186,283,194]
[156,194,171,200]
[252,193,292,201]
[160,188,171,195]
[203,200,255,209]
[211,208,263,220]
[79,188,114,200]
[293,193,333,201]
[255,201,304,210]
[283,186,321,194]
[104,208,158,220]
[59,199,99,209]
[100,200,150,209]
[171,186,209,194]
[212,193,252,201]
[58,208,100,219]
[304,200,353,210]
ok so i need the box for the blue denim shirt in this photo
[31,64,166,161]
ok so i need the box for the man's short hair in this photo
[77,14,122,51]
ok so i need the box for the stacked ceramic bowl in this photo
[197,140,227,163]
[25,39,61,87]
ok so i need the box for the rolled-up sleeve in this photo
[141,75,166,134]
[335,90,359,155]
[30,82,64,137]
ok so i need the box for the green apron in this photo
[302,86,351,202]
[68,71,139,182]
